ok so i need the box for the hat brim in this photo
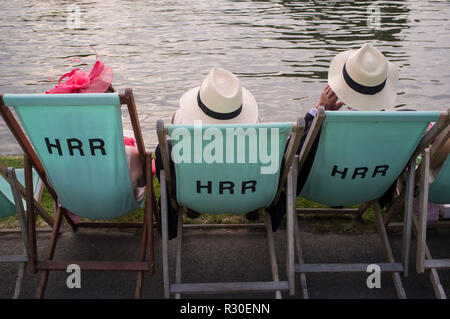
[174,86,259,124]
[328,50,398,110]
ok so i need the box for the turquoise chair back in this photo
[0,168,39,219]
[3,94,140,219]
[168,122,292,214]
[429,154,450,204]
[300,111,440,206]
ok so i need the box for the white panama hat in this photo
[173,67,259,124]
[328,43,399,110]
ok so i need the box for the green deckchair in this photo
[0,90,155,298]
[157,119,304,298]
[415,125,450,299]
[290,107,448,299]
[0,162,48,298]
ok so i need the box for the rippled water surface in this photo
[0,0,449,154]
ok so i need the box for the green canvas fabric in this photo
[300,111,440,206]
[168,122,292,214]
[3,93,140,219]
[429,155,450,204]
[0,168,39,219]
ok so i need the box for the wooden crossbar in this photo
[170,281,289,294]
[295,263,404,273]
[424,260,450,270]
[37,260,149,272]
[0,255,28,263]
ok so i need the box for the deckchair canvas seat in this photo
[428,156,450,204]
[3,94,141,219]
[300,111,440,207]
[168,123,292,214]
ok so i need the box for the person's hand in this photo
[315,85,344,111]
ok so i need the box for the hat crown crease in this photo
[199,67,243,114]
[346,44,388,87]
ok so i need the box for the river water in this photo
[0,0,449,154]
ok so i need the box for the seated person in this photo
[269,43,400,231]
[46,59,146,202]
[155,67,260,238]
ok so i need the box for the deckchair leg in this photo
[290,156,309,299]
[160,171,170,299]
[402,160,415,277]
[12,262,26,299]
[135,211,151,299]
[286,167,296,297]
[411,215,447,299]
[373,202,407,299]
[35,206,65,299]
[264,210,282,299]
[355,202,371,219]
[429,268,447,299]
[416,149,430,274]
[135,221,146,298]
[293,218,309,299]
[135,153,155,299]
[24,156,38,275]
[175,207,183,299]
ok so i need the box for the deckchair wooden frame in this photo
[384,112,450,228]
[0,167,39,298]
[381,113,449,298]
[0,89,155,298]
[157,118,304,298]
[0,161,53,228]
[414,129,450,299]
[289,109,449,299]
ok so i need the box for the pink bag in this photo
[413,198,440,222]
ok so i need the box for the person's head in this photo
[328,43,398,111]
[46,59,114,94]
[173,67,259,124]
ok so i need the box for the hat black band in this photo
[197,92,242,120]
[343,63,387,95]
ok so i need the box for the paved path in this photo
[1,224,449,299]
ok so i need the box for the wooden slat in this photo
[295,263,404,273]
[170,281,289,294]
[388,221,450,231]
[182,223,265,229]
[296,208,360,214]
[37,260,149,272]
[76,222,144,228]
[424,260,450,270]
[0,255,28,263]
